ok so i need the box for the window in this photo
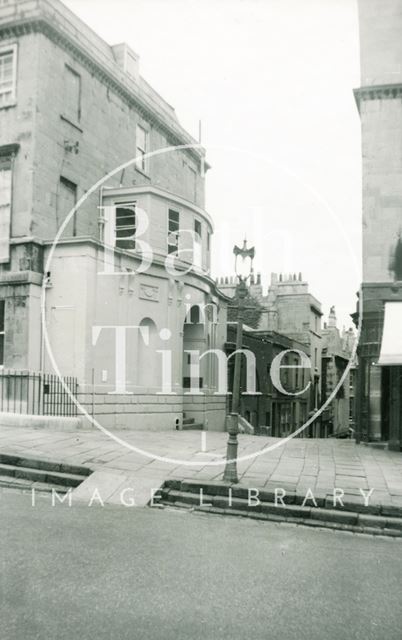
[136,124,148,172]
[294,356,299,390]
[115,202,136,250]
[168,209,179,254]
[186,163,197,201]
[193,219,202,267]
[0,45,17,107]
[282,355,289,390]
[58,177,77,236]
[190,305,201,324]
[64,65,81,123]
[0,300,4,367]
[0,155,12,263]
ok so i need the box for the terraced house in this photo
[0,0,228,430]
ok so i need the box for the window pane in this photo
[169,209,179,223]
[0,164,11,206]
[0,49,15,103]
[135,126,148,172]
[0,300,4,366]
[115,205,136,250]
[136,125,146,151]
[64,66,81,122]
[168,210,179,252]
[0,300,4,333]
[193,219,202,266]
[0,163,11,262]
[58,178,77,237]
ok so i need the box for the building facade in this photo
[225,324,311,437]
[321,307,355,438]
[0,0,228,430]
[355,0,402,450]
[218,271,323,433]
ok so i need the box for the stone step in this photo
[361,441,389,450]
[0,453,91,476]
[0,474,70,494]
[0,453,91,477]
[183,417,195,425]
[181,423,204,431]
[0,462,86,488]
[152,480,402,537]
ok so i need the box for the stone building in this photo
[218,272,323,432]
[321,307,355,437]
[354,0,402,450]
[0,0,228,430]
[225,323,311,437]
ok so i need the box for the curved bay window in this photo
[115,203,136,251]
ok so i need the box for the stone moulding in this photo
[354,83,402,112]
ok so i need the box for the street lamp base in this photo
[222,413,239,484]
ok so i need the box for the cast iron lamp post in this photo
[223,239,255,483]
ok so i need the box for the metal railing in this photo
[0,370,78,417]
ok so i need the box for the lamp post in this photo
[223,239,255,483]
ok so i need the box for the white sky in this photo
[63,0,361,330]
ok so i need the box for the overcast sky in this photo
[64,0,361,330]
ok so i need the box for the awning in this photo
[378,302,402,365]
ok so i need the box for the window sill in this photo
[0,101,16,111]
[60,114,83,133]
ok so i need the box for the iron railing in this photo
[0,370,78,417]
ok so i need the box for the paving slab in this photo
[0,425,402,516]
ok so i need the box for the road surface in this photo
[0,489,401,640]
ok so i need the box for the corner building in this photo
[355,0,402,449]
[0,0,228,430]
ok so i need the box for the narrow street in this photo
[1,490,401,640]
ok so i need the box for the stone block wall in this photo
[76,391,227,431]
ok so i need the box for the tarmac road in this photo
[0,489,401,640]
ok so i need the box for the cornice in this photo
[0,270,42,286]
[0,16,205,167]
[41,235,228,301]
[354,83,402,112]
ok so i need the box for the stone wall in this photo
[77,392,227,431]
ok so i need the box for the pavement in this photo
[0,425,402,514]
[1,489,402,640]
